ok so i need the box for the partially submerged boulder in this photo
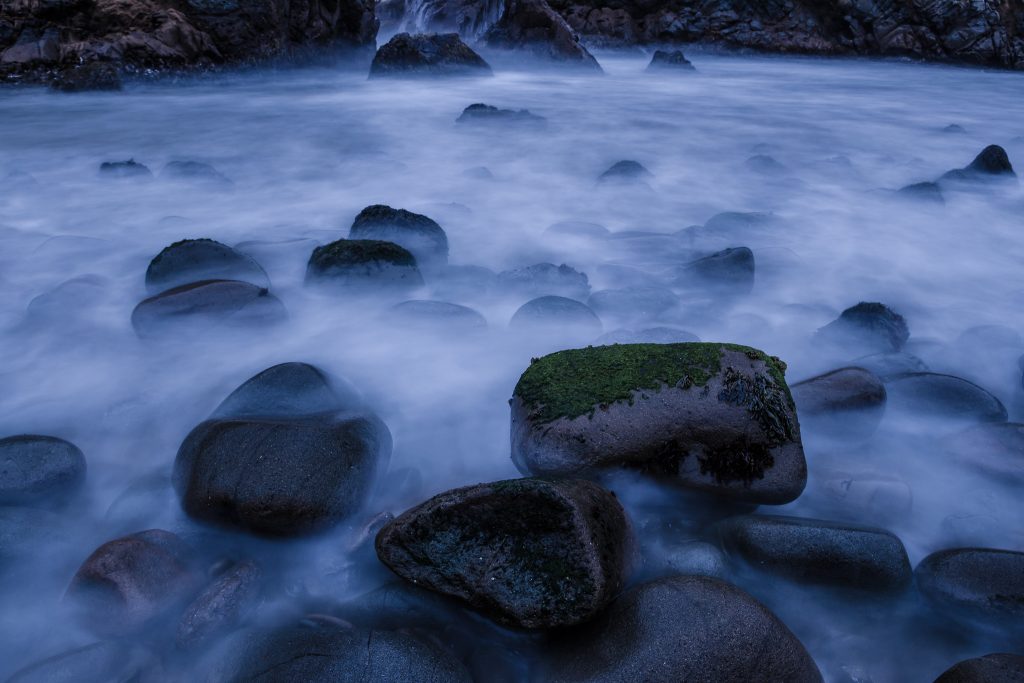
[940,145,1016,183]
[511,343,806,504]
[497,262,590,300]
[0,435,86,507]
[305,239,424,293]
[369,33,492,77]
[349,205,449,266]
[646,49,694,71]
[791,367,887,440]
[483,0,601,70]
[456,103,546,126]
[816,302,909,353]
[672,247,755,294]
[145,238,268,292]
[375,478,633,629]
[509,296,602,336]
[131,280,286,339]
[885,372,1007,425]
[915,548,1024,622]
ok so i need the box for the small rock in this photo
[145,238,269,292]
[305,239,424,292]
[852,352,928,379]
[177,560,262,649]
[131,280,286,339]
[673,246,755,294]
[98,159,151,179]
[388,299,487,330]
[456,103,546,126]
[934,653,1024,683]
[791,367,886,440]
[497,262,590,300]
[50,62,122,92]
[942,124,966,134]
[646,49,694,71]
[375,478,633,629]
[369,33,492,78]
[916,547,1024,621]
[598,160,651,184]
[349,204,449,267]
[0,434,86,507]
[746,154,786,174]
[816,302,909,353]
[509,295,602,336]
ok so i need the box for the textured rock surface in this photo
[0,435,86,507]
[349,205,449,266]
[483,0,601,68]
[791,367,887,440]
[375,478,633,629]
[145,238,269,293]
[915,547,1024,621]
[933,653,1024,683]
[306,239,424,292]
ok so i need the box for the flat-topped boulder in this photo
[305,239,424,293]
[349,204,449,266]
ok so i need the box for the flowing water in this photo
[1,52,1022,680]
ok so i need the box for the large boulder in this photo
[305,239,424,292]
[349,205,449,266]
[539,575,822,682]
[131,279,286,339]
[790,367,886,440]
[375,478,633,629]
[173,362,391,536]
[145,238,269,292]
[0,435,86,507]
[934,653,1024,683]
[715,514,911,591]
[483,0,601,70]
[511,343,806,504]
[369,32,492,77]
[915,548,1024,622]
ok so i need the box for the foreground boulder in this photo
[934,653,1024,683]
[145,238,268,292]
[349,205,449,266]
[791,367,887,440]
[816,302,909,353]
[131,280,286,339]
[376,478,633,629]
[173,362,391,536]
[511,343,806,504]
[915,548,1024,621]
[483,0,601,69]
[369,33,492,77]
[715,515,911,590]
[646,49,694,71]
[305,239,424,292]
[0,435,86,507]
[65,529,200,636]
[539,575,822,682]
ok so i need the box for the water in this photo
[1,52,1022,680]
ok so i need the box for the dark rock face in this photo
[497,263,590,300]
[817,302,909,353]
[349,205,449,266]
[511,343,806,504]
[389,299,488,330]
[546,0,1024,70]
[598,160,651,183]
[540,575,822,682]
[1,0,377,82]
[940,144,1017,183]
[177,560,262,649]
[0,435,86,507]
[173,363,391,536]
[131,280,286,339]
[791,367,887,440]
[369,32,492,77]
[65,529,201,636]
[483,0,601,69]
[509,295,602,334]
[934,653,1024,683]
[226,621,472,682]
[674,246,755,293]
[716,515,911,590]
[376,478,632,629]
[145,238,269,292]
[916,548,1024,621]
[646,48,693,70]
[306,239,424,292]
[99,159,152,179]
[885,372,1007,425]
[456,103,547,125]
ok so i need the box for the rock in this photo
[306,239,424,292]
[483,0,601,69]
[595,327,700,344]
[715,514,911,590]
[851,352,928,379]
[915,548,1024,621]
[544,221,609,239]
[791,367,886,440]
[98,159,151,179]
[934,653,1024,683]
[376,478,633,629]
[685,212,783,248]
[145,238,269,292]
[173,364,392,536]
[24,275,110,330]
[510,343,806,504]
[388,300,487,330]
[944,422,1024,483]
[673,246,755,293]
[131,280,286,339]
[497,262,590,300]
[816,302,909,353]
[456,103,546,125]
[940,145,1017,182]
[509,295,602,335]
[597,160,651,184]
[0,435,86,507]
[942,124,967,134]
[369,33,492,77]
[746,154,786,174]
[897,181,945,204]
[586,287,678,324]
[177,560,262,649]
[646,48,694,70]
[0,506,66,566]
[349,205,449,266]
[50,62,122,92]
[226,620,471,682]
[540,575,822,682]
[160,161,232,187]
[885,372,1007,425]
[5,641,150,683]
[65,529,201,636]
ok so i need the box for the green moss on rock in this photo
[513,342,790,425]
[308,239,417,271]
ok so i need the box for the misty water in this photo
[1,52,1022,680]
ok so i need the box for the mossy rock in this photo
[510,343,806,504]
[305,239,424,291]
[349,205,449,266]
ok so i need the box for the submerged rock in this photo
[852,352,928,379]
[145,238,269,292]
[511,343,806,504]
[934,653,1024,683]
[544,221,609,239]
[388,299,487,330]
[540,575,822,682]
[98,159,151,179]
[305,239,424,292]
[177,560,262,650]
[817,302,909,353]
[0,506,66,566]
[0,435,86,507]
[376,478,633,629]
[349,205,449,266]
[65,529,200,637]
[915,548,1024,621]
[483,0,601,69]
[673,246,755,293]
[897,181,945,204]
[716,514,911,590]
[509,295,602,336]
[646,49,694,71]
[456,103,546,125]
[497,262,590,300]
[369,33,492,77]
[944,422,1024,483]
[586,286,679,324]
[50,62,123,92]
[131,280,286,339]
[885,372,1007,425]
[160,161,232,187]
[791,367,886,440]
[598,160,651,184]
